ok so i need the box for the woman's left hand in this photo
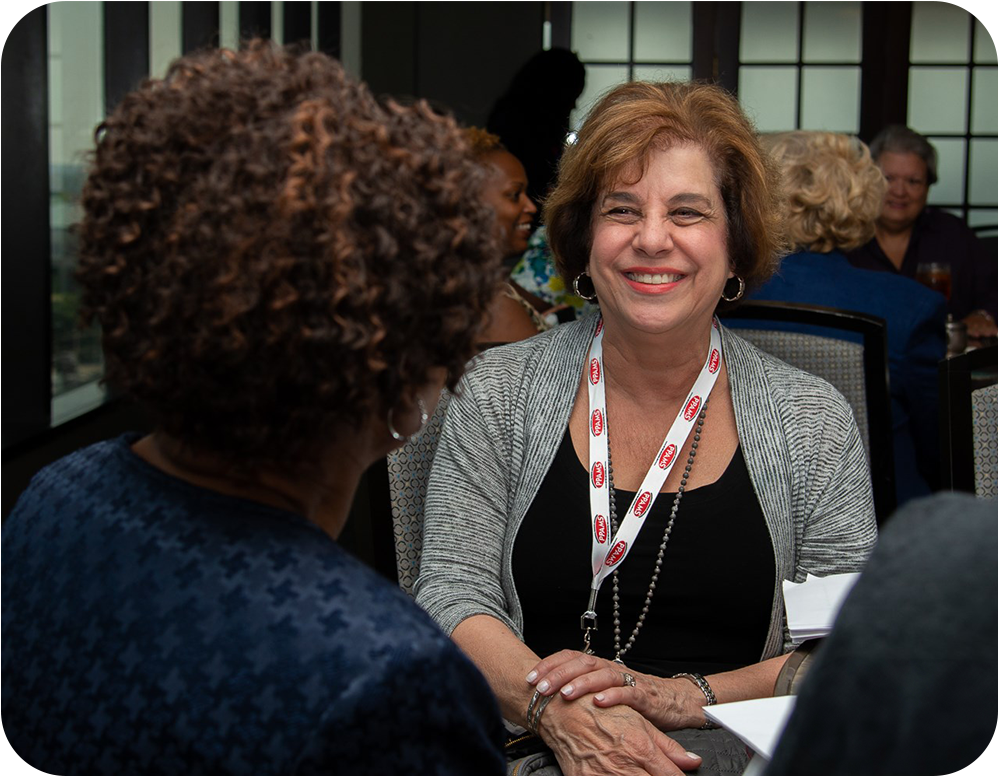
[526,649,704,731]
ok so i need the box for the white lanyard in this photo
[580,317,724,650]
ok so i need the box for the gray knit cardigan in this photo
[414,315,878,661]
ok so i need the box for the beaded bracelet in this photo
[671,672,718,730]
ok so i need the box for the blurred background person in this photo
[1,42,505,775]
[847,125,997,341]
[465,127,549,344]
[752,131,947,506]
[487,47,586,211]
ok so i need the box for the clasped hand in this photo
[526,649,704,732]
[526,650,704,776]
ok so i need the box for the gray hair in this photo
[869,125,938,185]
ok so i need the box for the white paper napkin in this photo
[702,695,798,760]
[782,572,861,642]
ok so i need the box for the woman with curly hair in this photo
[415,83,877,775]
[1,42,505,774]
[751,130,947,505]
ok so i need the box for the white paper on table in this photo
[782,572,860,640]
[702,695,797,760]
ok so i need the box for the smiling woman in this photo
[415,81,879,776]
[464,126,549,344]
[588,143,731,339]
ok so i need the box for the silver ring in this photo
[622,672,636,687]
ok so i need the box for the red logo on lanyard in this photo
[594,515,609,544]
[658,443,677,469]
[590,358,601,384]
[633,491,653,517]
[592,461,606,489]
[604,540,627,566]
[591,409,604,437]
[708,348,721,374]
[713,318,720,330]
[595,318,604,337]
[683,395,702,421]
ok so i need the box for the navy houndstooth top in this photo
[2,434,504,775]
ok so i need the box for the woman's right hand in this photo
[537,693,702,776]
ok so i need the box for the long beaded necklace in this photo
[606,403,708,663]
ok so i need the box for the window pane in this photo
[272,1,285,45]
[908,67,968,134]
[974,18,997,64]
[220,1,239,50]
[800,67,860,133]
[739,67,798,132]
[927,138,966,205]
[572,1,629,62]
[571,65,630,130]
[741,1,799,63]
[633,65,693,84]
[972,68,999,134]
[803,1,862,63]
[968,209,999,234]
[910,1,970,63]
[150,1,183,78]
[968,139,998,206]
[49,1,105,404]
[634,2,692,62]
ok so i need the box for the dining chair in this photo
[359,389,453,594]
[938,344,999,498]
[721,300,896,525]
[365,343,517,592]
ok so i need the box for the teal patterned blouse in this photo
[509,226,600,320]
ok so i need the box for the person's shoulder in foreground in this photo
[1,436,506,776]
[767,491,998,775]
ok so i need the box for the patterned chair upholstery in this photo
[384,390,452,595]
[972,384,998,498]
[722,301,896,524]
[734,329,870,461]
[939,344,998,498]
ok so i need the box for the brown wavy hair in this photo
[77,41,502,469]
[764,131,887,253]
[544,81,785,309]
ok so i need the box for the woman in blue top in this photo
[753,131,947,505]
[2,41,505,775]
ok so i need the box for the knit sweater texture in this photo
[414,314,878,661]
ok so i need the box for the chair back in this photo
[368,390,451,595]
[939,345,998,498]
[722,301,896,524]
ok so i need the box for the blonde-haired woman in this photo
[753,130,947,505]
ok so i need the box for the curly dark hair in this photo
[77,41,502,469]
[544,81,785,310]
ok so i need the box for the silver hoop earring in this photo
[573,272,598,301]
[721,275,745,303]
[387,395,429,443]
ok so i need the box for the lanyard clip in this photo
[580,589,599,653]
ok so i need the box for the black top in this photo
[513,427,775,677]
[845,207,997,320]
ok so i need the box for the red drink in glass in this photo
[915,262,951,300]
